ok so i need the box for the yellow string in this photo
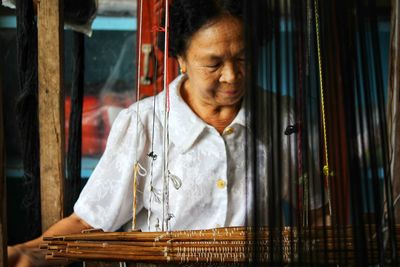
[132,163,139,231]
[314,0,332,216]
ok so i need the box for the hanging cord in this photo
[387,0,400,213]
[314,0,332,216]
[302,0,312,227]
[132,162,139,230]
[132,162,147,230]
[147,0,165,231]
[162,0,171,232]
[66,32,84,215]
[15,0,42,238]
[132,0,145,231]
[295,0,304,227]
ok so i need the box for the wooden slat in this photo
[37,0,65,231]
[0,73,7,267]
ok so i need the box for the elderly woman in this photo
[8,0,324,265]
[69,0,248,232]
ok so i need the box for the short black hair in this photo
[166,0,243,57]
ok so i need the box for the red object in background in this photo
[65,96,103,156]
[137,0,179,99]
[65,94,134,157]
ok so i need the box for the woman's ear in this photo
[177,56,187,74]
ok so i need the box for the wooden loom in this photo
[42,226,400,265]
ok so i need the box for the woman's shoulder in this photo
[117,75,186,126]
[125,94,158,110]
[118,93,163,127]
[105,96,161,146]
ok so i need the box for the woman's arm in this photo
[8,212,92,267]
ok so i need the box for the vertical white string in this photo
[132,0,144,231]
[162,0,171,232]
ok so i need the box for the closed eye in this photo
[206,62,221,68]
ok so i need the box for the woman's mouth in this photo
[222,90,240,96]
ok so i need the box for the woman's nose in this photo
[219,62,242,83]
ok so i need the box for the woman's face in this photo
[178,16,245,109]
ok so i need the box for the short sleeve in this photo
[74,107,146,231]
[254,91,324,219]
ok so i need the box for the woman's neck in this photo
[180,85,240,134]
[195,104,239,133]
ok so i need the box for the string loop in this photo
[152,25,166,32]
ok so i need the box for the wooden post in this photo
[37,0,65,231]
[0,73,7,267]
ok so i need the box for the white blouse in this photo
[74,74,322,232]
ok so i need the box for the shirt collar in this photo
[159,74,248,154]
[159,75,207,154]
[229,100,246,128]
